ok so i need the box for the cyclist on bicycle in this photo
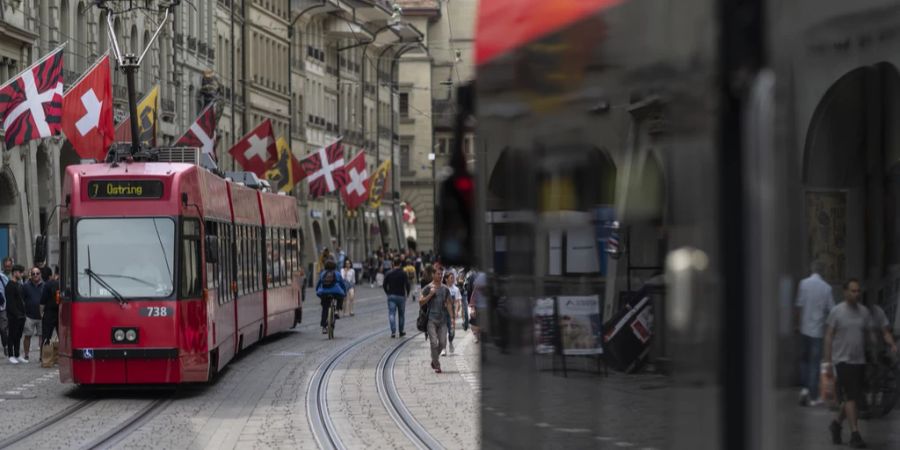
[316,259,346,335]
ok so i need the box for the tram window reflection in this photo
[75,218,176,299]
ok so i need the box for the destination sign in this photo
[88,180,164,199]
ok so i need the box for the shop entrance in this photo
[802,62,900,326]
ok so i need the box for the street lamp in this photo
[428,151,436,252]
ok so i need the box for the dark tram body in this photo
[475,0,900,449]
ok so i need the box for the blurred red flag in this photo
[476,0,619,65]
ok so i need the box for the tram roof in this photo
[476,0,619,66]
[67,161,197,178]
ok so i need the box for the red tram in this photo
[56,161,303,384]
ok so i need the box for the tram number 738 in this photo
[140,306,170,317]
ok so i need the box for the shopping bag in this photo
[820,362,836,406]
[41,340,58,368]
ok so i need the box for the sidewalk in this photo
[392,322,480,449]
[481,345,668,450]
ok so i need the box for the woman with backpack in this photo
[419,267,455,373]
[341,258,356,316]
[316,260,346,335]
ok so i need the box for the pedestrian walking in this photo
[40,266,59,347]
[403,259,418,302]
[0,264,8,357]
[2,257,12,276]
[795,260,835,406]
[420,267,454,373]
[825,279,898,448]
[469,271,487,344]
[21,266,44,363]
[341,259,356,316]
[442,271,462,355]
[4,265,26,363]
[383,258,410,338]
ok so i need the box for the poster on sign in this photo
[558,295,603,355]
[533,298,556,354]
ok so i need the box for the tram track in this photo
[81,396,173,450]
[0,398,96,449]
[306,328,384,450]
[377,334,445,450]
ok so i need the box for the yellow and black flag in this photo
[265,137,306,193]
[368,159,391,208]
[114,85,159,146]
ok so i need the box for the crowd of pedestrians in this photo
[313,246,483,375]
[795,261,898,448]
[1,256,59,365]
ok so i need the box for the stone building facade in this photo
[0,0,422,268]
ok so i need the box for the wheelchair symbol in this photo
[83,349,93,360]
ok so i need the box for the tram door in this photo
[474,0,762,449]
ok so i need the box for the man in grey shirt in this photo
[420,266,454,373]
[824,279,897,448]
[795,260,835,406]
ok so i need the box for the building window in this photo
[399,92,409,118]
[400,144,411,175]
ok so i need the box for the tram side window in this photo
[237,225,245,295]
[206,221,217,292]
[249,226,257,293]
[278,228,287,286]
[259,227,266,290]
[290,229,299,280]
[222,223,233,304]
[60,219,70,294]
[266,228,273,288]
[180,219,202,298]
[253,226,261,292]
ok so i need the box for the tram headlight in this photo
[125,329,138,342]
[113,329,126,342]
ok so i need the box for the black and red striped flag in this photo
[0,45,64,148]
[300,138,349,198]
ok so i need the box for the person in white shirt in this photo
[442,271,463,355]
[341,259,357,316]
[794,260,835,406]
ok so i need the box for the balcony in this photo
[198,42,207,56]
[175,33,183,46]
[209,47,215,60]
[188,37,197,52]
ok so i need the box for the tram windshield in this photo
[76,218,176,299]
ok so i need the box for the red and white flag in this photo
[228,119,277,177]
[0,45,64,148]
[175,103,217,159]
[300,138,349,198]
[62,54,114,161]
[340,150,370,210]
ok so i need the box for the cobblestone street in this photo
[0,286,480,449]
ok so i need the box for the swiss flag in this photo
[340,150,369,210]
[300,138,349,198]
[175,103,217,159]
[228,119,277,177]
[61,54,113,160]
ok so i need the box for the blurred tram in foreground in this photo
[56,159,304,384]
[473,0,900,449]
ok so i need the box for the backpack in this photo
[416,303,430,332]
[321,270,337,289]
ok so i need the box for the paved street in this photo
[0,286,480,449]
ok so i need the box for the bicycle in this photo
[324,295,339,339]
[860,350,900,419]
